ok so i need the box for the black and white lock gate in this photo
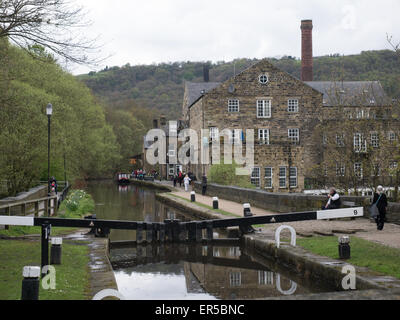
[0,207,364,272]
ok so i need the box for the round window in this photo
[259,74,269,84]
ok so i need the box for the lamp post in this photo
[46,103,53,194]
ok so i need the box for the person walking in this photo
[322,188,341,210]
[201,175,208,196]
[183,175,191,192]
[178,171,183,187]
[372,186,388,231]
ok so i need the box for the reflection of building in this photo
[183,263,303,299]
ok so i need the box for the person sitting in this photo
[322,188,341,210]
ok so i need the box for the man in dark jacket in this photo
[372,186,388,231]
[322,188,341,210]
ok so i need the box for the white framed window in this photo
[288,129,300,143]
[210,127,219,141]
[265,167,273,189]
[258,271,274,285]
[322,134,328,146]
[289,167,298,188]
[389,132,397,142]
[168,165,175,176]
[228,129,242,144]
[258,129,270,145]
[354,163,363,179]
[371,164,381,177]
[354,133,367,153]
[229,272,242,287]
[279,167,287,188]
[336,134,345,147]
[229,247,241,257]
[288,99,299,113]
[257,100,272,118]
[168,146,176,157]
[371,132,379,148]
[259,74,269,84]
[251,167,261,188]
[228,99,240,112]
[336,163,345,177]
[169,121,177,136]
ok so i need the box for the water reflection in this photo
[110,243,306,300]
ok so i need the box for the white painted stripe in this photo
[317,207,364,220]
[0,216,34,226]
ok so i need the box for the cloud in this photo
[72,0,400,74]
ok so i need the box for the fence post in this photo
[136,223,143,244]
[34,202,39,218]
[188,223,196,242]
[206,221,214,241]
[41,224,51,277]
[21,266,41,300]
[159,223,166,243]
[195,222,203,242]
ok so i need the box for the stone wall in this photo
[194,182,400,224]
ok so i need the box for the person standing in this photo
[372,186,388,231]
[184,175,191,192]
[322,188,341,210]
[201,175,208,196]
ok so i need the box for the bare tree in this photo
[0,0,102,64]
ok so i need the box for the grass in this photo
[297,236,400,279]
[169,193,242,217]
[0,226,79,237]
[0,239,89,300]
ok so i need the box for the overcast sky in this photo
[72,0,400,75]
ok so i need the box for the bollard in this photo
[191,191,196,202]
[21,266,40,300]
[338,236,351,260]
[243,203,252,217]
[213,197,219,210]
[50,237,62,265]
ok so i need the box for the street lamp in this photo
[46,103,53,194]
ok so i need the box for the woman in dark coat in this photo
[372,186,388,231]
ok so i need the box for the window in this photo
[354,163,363,179]
[168,166,175,176]
[228,129,242,144]
[289,167,298,188]
[371,164,381,177]
[336,134,345,147]
[229,247,241,257]
[279,167,287,188]
[371,133,379,148]
[336,163,345,177]
[229,272,242,287]
[168,145,176,157]
[169,121,177,135]
[265,167,273,189]
[354,133,367,153]
[288,129,300,143]
[210,127,219,141]
[257,100,272,118]
[251,167,261,188]
[258,271,274,285]
[288,99,299,113]
[228,99,239,112]
[389,162,398,177]
[258,129,270,145]
[259,74,269,84]
[322,134,328,146]
[389,132,397,142]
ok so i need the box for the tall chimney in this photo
[203,64,210,82]
[301,20,313,82]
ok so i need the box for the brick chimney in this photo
[301,20,313,82]
[203,64,210,82]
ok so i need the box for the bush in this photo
[59,189,94,218]
[208,161,255,189]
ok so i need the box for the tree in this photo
[0,0,100,64]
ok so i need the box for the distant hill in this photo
[78,50,400,118]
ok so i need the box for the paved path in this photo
[153,180,400,250]
[171,187,277,217]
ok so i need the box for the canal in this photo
[85,180,337,300]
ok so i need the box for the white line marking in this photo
[0,216,34,226]
[317,207,364,220]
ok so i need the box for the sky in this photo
[72,0,400,75]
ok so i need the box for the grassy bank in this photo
[298,236,400,279]
[0,239,89,300]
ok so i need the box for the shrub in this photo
[59,189,94,218]
[208,161,255,189]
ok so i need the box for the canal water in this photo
[85,181,337,300]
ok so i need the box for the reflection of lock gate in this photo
[0,207,364,273]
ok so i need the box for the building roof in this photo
[185,82,221,108]
[305,81,388,107]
